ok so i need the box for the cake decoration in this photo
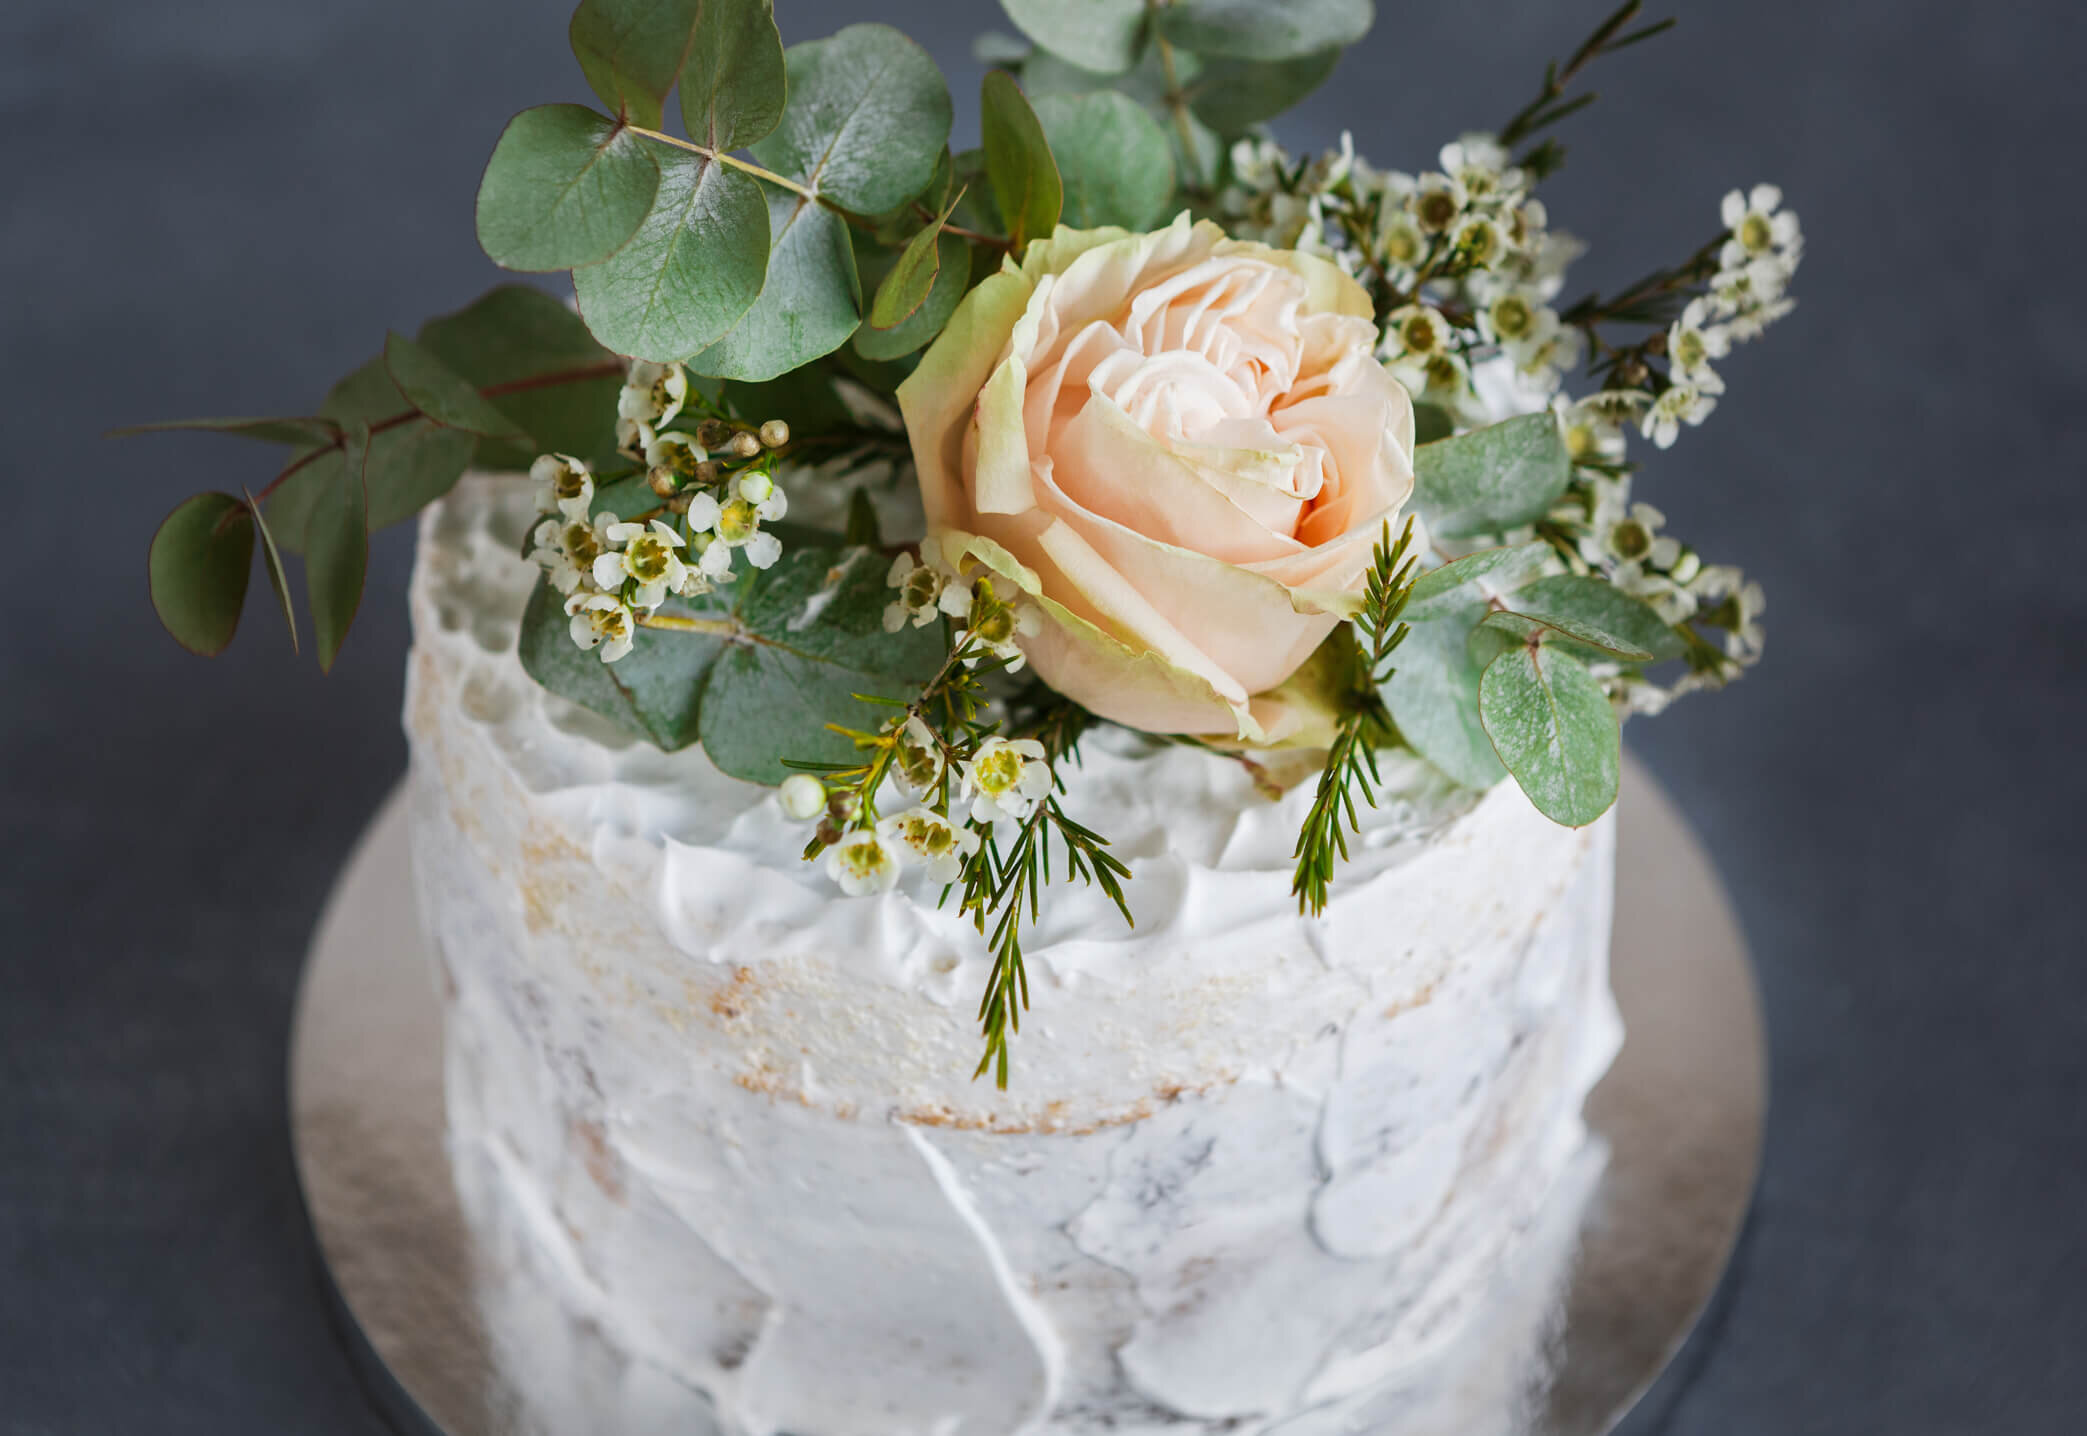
[132,0,1798,1086]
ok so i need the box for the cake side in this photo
[406,477,1624,1434]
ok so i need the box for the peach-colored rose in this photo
[897,215,1416,739]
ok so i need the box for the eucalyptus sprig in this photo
[1292,517,1419,917]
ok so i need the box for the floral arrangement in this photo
[133,0,1798,1085]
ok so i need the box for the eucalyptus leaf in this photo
[751,25,952,214]
[572,146,770,362]
[148,492,253,657]
[1411,411,1571,540]
[1478,643,1619,827]
[1379,616,1505,790]
[1502,574,1688,663]
[999,0,1146,74]
[1480,609,1653,664]
[868,193,957,330]
[417,285,624,470]
[113,416,341,446]
[982,71,1062,250]
[516,543,941,777]
[518,580,720,749]
[1401,541,1551,623]
[382,332,529,440]
[476,105,660,272]
[698,545,943,782]
[568,0,701,131]
[1157,0,1374,60]
[243,487,297,653]
[1411,400,1455,445]
[1032,91,1174,230]
[681,0,787,149]
[691,190,860,382]
[856,230,967,360]
[307,422,370,674]
[1187,47,1340,135]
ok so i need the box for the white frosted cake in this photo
[404,476,1624,1435]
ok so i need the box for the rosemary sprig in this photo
[962,698,1131,1089]
[1291,518,1420,917]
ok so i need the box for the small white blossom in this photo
[1640,381,1720,449]
[1385,303,1455,360]
[531,453,594,520]
[565,591,637,663]
[1666,296,1732,385]
[1439,132,1521,207]
[1720,183,1802,273]
[1707,258,1797,342]
[1408,171,1468,234]
[592,518,689,610]
[1691,564,1766,662]
[879,806,980,885]
[960,737,1053,825]
[945,574,1039,671]
[884,544,950,631]
[1555,395,1630,468]
[530,512,613,596]
[891,714,946,795]
[643,427,707,487]
[826,828,903,896]
[618,360,689,428]
[777,773,827,822]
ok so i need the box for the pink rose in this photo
[898,215,1416,738]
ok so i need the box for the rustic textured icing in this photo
[405,475,1623,1434]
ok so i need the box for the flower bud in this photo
[759,419,790,449]
[730,430,762,459]
[737,471,776,506]
[778,773,827,822]
[696,418,733,450]
[648,468,679,498]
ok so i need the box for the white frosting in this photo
[405,476,1624,1434]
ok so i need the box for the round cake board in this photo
[288,756,1765,1436]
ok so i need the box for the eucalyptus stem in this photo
[1147,1,1209,198]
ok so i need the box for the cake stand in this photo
[288,755,1765,1436]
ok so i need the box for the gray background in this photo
[3,0,2083,1431]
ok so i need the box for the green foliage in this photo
[1032,92,1174,229]
[1477,641,1620,826]
[1411,411,1572,540]
[381,333,529,440]
[244,486,297,653]
[859,231,967,359]
[572,147,771,362]
[517,544,942,781]
[1401,542,1551,621]
[113,416,340,446]
[148,493,253,657]
[1156,0,1373,61]
[475,105,660,272]
[415,285,624,470]
[306,422,370,673]
[1499,574,1687,662]
[680,0,787,149]
[749,25,952,215]
[998,0,1147,74]
[1292,519,1418,916]
[1479,608,1652,663]
[1379,616,1507,790]
[1187,48,1342,135]
[569,0,702,130]
[868,190,960,331]
[1410,400,1455,445]
[981,71,1062,251]
[692,191,861,381]
[267,360,476,552]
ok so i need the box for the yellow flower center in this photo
[974,746,1024,797]
[1612,520,1651,560]
[564,521,603,566]
[1490,295,1533,340]
[717,498,758,543]
[897,814,954,859]
[1382,222,1423,266]
[1564,423,1595,462]
[553,467,588,503]
[1416,189,1458,232]
[625,533,673,583]
[1673,329,1707,371]
[1739,212,1773,253]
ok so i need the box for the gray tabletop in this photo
[3,2,2082,1433]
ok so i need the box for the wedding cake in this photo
[403,476,1622,1434]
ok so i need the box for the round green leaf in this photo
[691,192,861,382]
[999,0,1147,74]
[1380,616,1506,790]
[573,149,771,362]
[1478,643,1620,827]
[1502,574,1689,663]
[148,492,253,657]
[1158,0,1373,61]
[1402,542,1551,623]
[982,71,1063,250]
[750,24,952,214]
[1032,91,1174,230]
[1188,47,1340,135]
[681,0,787,150]
[1411,411,1572,540]
[475,105,660,272]
[1480,608,1653,664]
[569,0,702,131]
